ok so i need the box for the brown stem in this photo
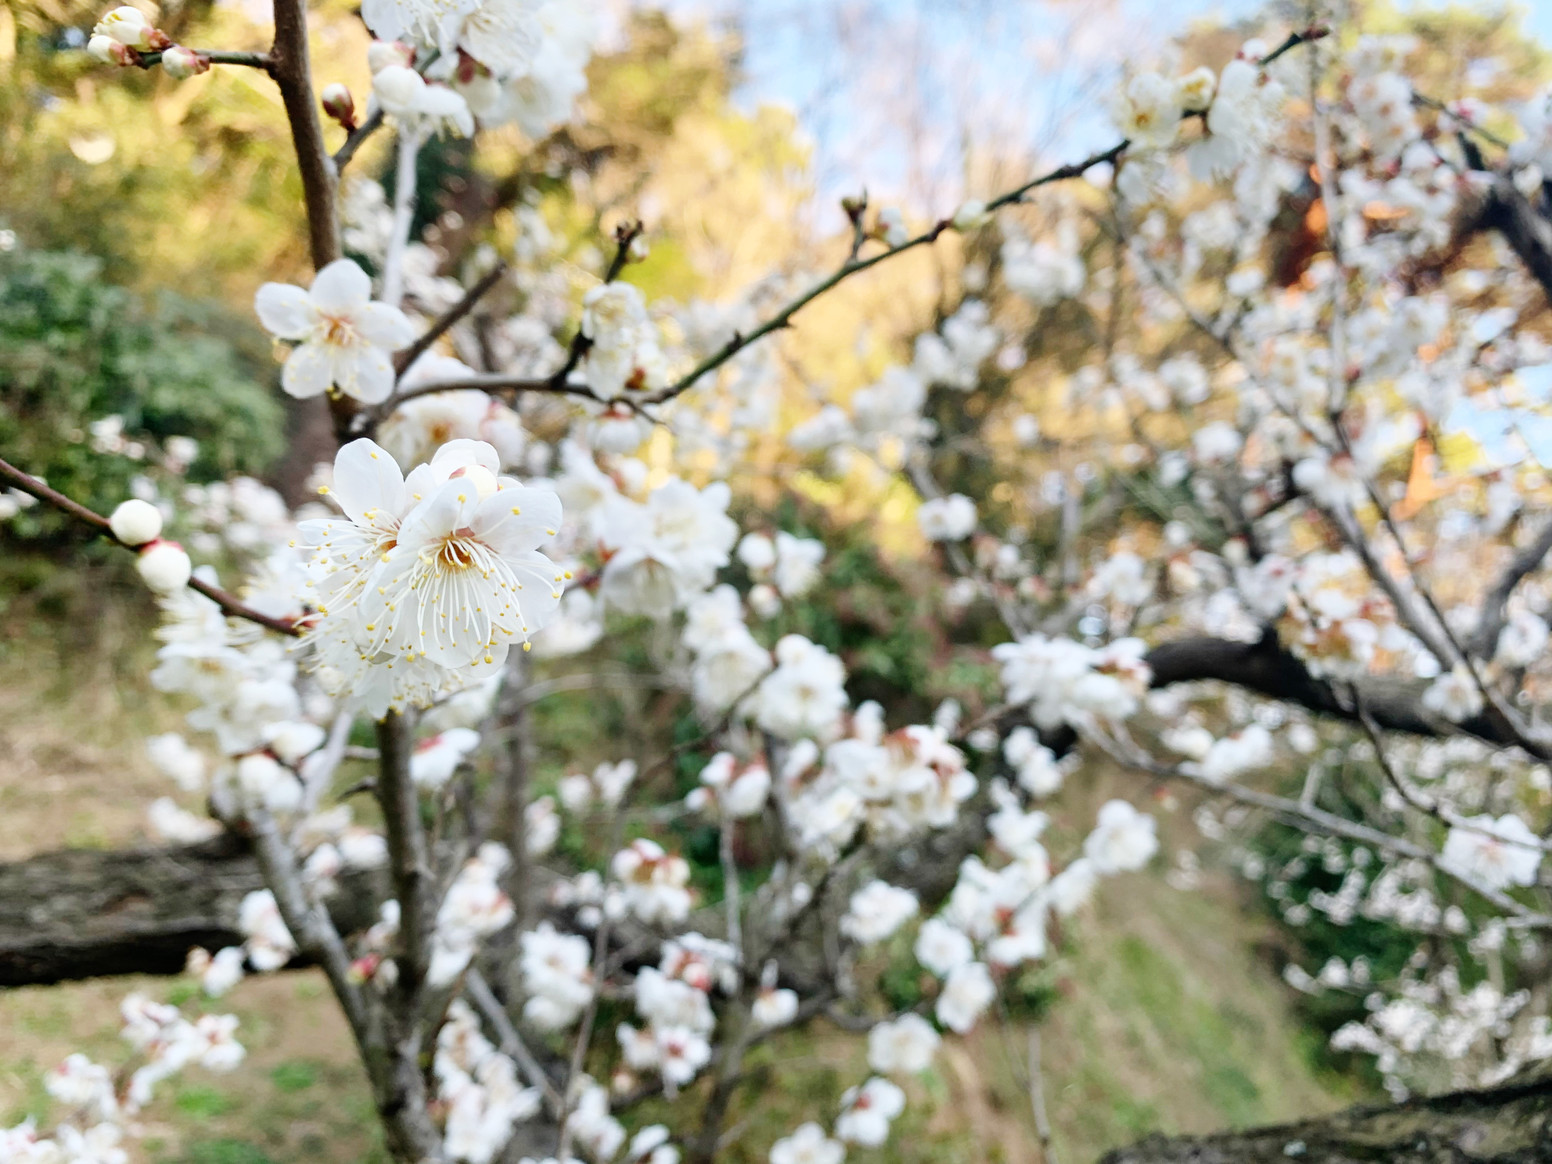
[375,711,435,995]
[0,454,304,637]
[393,260,511,378]
[267,0,340,271]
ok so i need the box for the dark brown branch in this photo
[392,261,510,377]
[0,454,304,637]
[1102,1060,1552,1164]
[1470,517,1552,659]
[267,0,341,272]
[0,835,381,987]
[1145,632,1548,758]
[1479,176,1552,305]
[334,109,384,173]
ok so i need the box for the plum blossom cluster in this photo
[1,993,245,1162]
[300,437,567,715]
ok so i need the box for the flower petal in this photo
[472,486,563,554]
[309,258,373,315]
[332,438,406,525]
[430,439,501,479]
[335,345,396,405]
[281,343,333,398]
[356,301,417,351]
[254,283,315,340]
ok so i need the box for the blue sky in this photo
[654,0,1551,220]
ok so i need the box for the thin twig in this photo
[0,454,304,637]
[394,260,510,376]
[465,968,564,1117]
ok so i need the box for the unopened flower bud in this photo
[86,34,121,63]
[109,498,163,545]
[877,206,908,247]
[320,82,357,130]
[136,539,192,593]
[951,199,990,232]
[161,45,209,79]
[366,39,414,75]
[627,233,650,262]
[93,6,154,49]
[449,463,499,498]
[1175,65,1216,113]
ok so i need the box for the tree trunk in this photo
[0,833,382,986]
[1101,1064,1552,1164]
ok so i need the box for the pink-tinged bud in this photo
[366,39,414,75]
[161,45,209,80]
[136,539,192,593]
[144,27,173,50]
[320,82,357,130]
[448,463,498,498]
[109,498,163,545]
[86,34,120,63]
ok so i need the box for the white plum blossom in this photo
[255,260,415,404]
[917,494,977,541]
[769,1122,845,1164]
[914,916,974,977]
[752,635,849,740]
[1083,800,1158,874]
[866,1014,941,1074]
[411,728,482,790]
[521,922,595,1030]
[834,1077,906,1147]
[840,880,919,945]
[1422,663,1485,723]
[1441,815,1542,892]
[936,961,996,1033]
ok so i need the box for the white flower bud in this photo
[449,463,499,498]
[161,45,209,79]
[94,6,154,49]
[951,199,990,231]
[109,498,163,545]
[87,34,120,63]
[366,39,414,75]
[320,82,356,128]
[371,64,424,117]
[1175,66,1217,113]
[136,539,192,593]
[627,234,650,262]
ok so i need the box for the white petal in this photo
[254,283,315,340]
[309,258,373,315]
[281,343,333,398]
[332,439,406,524]
[430,439,501,478]
[472,486,562,554]
[359,0,404,41]
[336,345,397,404]
[356,301,417,351]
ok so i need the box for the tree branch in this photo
[1102,1060,1552,1164]
[0,454,304,637]
[267,0,341,272]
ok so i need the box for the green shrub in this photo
[0,245,283,539]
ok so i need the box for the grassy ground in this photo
[0,568,1358,1162]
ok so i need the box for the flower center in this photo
[320,314,358,346]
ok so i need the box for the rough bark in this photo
[0,833,382,987]
[1102,1063,1552,1164]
